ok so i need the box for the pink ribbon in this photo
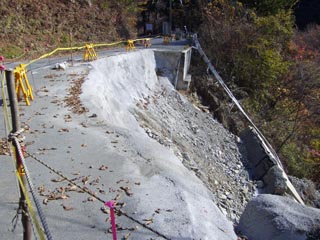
[0,56,4,72]
[105,201,117,240]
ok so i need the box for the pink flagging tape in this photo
[0,55,4,72]
[105,201,117,240]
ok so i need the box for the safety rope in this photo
[10,136,53,240]
[25,151,171,240]
[26,47,85,67]
[1,72,12,131]
[2,114,45,239]
[24,37,156,69]
[193,34,305,204]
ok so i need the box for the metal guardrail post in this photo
[6,69,32,240]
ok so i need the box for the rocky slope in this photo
[134,76,255,222]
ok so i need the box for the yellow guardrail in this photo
[25,37,156,67]
[83,44,98,61]
[13,36,158,106]
[14,64,34,106]
[125,40,136,51]
[25,46,85,67]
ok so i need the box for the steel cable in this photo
[11,137,53,240]
[25,150,171,240]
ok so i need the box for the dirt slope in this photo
[0,0,137,59]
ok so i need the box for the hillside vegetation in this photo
[0,0,138,58]
[192,0,320,187]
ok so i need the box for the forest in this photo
[190,0,320,187]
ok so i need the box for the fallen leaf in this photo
[38,185,45,195]
[99,165,108,171]
[114,193,121,201]
[87,196,95,202]
[116,202,126,208]
[120,186,133,197]
[88,113,97,118]
[128,226,139,231]
[61,204,74,211]
[89,177,101,186]
[82,176,90,185]
[58,128,69,132]
[51,177,65,183]
[117,225,128,231]
[101,207,110,214]
[52,194,69,200]
[65,185,77,192]
[64,114,72,122]
[143,218,153,225]
[98,188,105,194]
[123,233,131,239]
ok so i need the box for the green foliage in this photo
[0,44,23,59]
[282,142,309,178]
[101,1,109,10]
[198,0,320,186]
[239,0,298,16]
[200,1,294,105]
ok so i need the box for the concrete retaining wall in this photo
[241,127,303,200]
[154,48,192,91]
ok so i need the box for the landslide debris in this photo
[134,80,255,222]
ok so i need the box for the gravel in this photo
[134,76,256,222]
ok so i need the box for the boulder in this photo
[238,194,320,240]
[263,165,287,195]
[240,128,276,180]
[289,176,320,208]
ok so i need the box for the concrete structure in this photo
[240,127,278,181]
[241,127,304,203]
[154,47,192,91]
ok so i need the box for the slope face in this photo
[81,50,238,239]
[82,50,158,130]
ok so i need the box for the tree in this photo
[239,0,298,16]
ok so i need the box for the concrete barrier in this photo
[241,127,304,201]
[240,128,277,180]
